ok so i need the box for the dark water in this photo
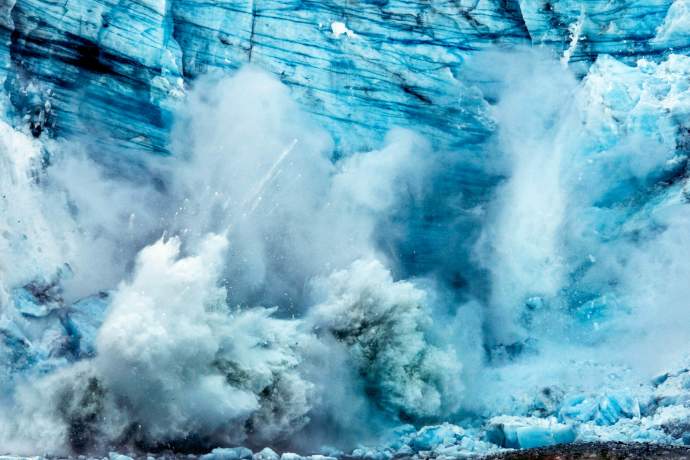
[487,442,690,459]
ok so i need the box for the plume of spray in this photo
[309,258,463,419]
[4,47,690,456]
[1,233,315,452]
[0,118,75,302]
[474,49,580,348]
[0,67,466,454]
[467,48,690,417]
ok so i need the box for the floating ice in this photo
[201,447,254,460]
[253,448,280,460]
[559,395,642,426]
[486,416,576,450]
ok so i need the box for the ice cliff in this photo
[2,0,686,154]
[1,0,690,458]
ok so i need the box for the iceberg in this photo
[559,395,643,426]
[486,416,576,450]
[202,447,254,460]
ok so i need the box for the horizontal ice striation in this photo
[0,0,184,157]
[0,0,689,157]
[519,0,690,62]
[1,0,687,285]
[0,0,519,157]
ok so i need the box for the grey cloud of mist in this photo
[0,67,466,454]
[4,47,690,457]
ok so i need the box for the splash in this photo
[1,49,690,456]
[0,67,460,454]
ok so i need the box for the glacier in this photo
[1,0,690,458]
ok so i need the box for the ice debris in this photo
[254,448,280,460]
[350,423,504,458]
[201,447,253,460]
[108,453,134,460]
[559,395,643,426]
[486,416,576,449]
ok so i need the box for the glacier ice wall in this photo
[1,0,690,457]
[2,0,689,288]
[1,0,686,156]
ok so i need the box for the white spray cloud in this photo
[2,233,317,452]
[615,198,690,373]
[465,48,690,419]
[0,66,466,453]
[165,68,435,309]
[45,148,168,302]
[309,258,463,420]
[95,233,315,447]
[475,50,579,347]
[0,120,73,302]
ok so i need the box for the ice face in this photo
[1,0,690,457]
[2,0,687,156]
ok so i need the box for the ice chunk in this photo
[317,447,343,458]
[62,293,110,358]
[487,416,576,449]
[109,453,134,460]
[202,447,253,460]
[372,423,504,459]
[394,445,413,457]
[409,423,465,451]
[433,437,504,458]
[0,323,36,376]
[653,0,690,48]
[11,288,57,318]
[254,448,279,460]
[653,369,690,407]
[577,414,674,444]
[280,453,304,460]
[349,448,391,460]
[381,424,416,450]
[559,395,642,426]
